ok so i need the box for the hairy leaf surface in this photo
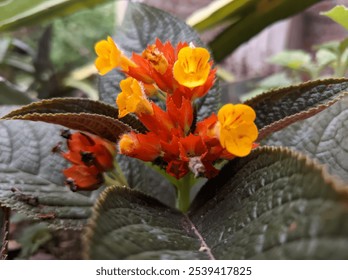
[84,147,348,259]
[1,98,141,142]
[265,98,348,182]
[244,78,348,141]
[0,118,99,229]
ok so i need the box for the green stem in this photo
[103,159,129,187]
[156,91,167,102]
[143,162,197,212]
[103,173,121,186]
[174,175,193,213]
[176,184,191,213]
[113,159,129,187]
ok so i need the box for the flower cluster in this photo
[95,36,258,179]
[55,130,116,191]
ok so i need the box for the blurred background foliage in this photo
[0,0,330,106]
[0,0,116,104]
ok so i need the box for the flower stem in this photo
[174,174,194,213]
[144,162,197,212]
[103,159,129,187]
[113,159,129,187]
[103,173,121,186]
[175,183,191,213]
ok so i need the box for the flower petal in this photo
[173,46,211,88]
[217,104,258,157]
[116,77,153,118]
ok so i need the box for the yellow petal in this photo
[94,36,132,75]
[217,103,258,157]
[218,104,256,128]
[220,123,258,157]
[173,46,211,88]
[116,77,153,118]
[95,57,113,75]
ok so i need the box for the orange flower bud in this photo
[142,44,169,75]
[118,132,161,162]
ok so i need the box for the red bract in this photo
[118,131,161,162]
[58,131,116,191]
[63,165,103,191]
[119,94,234,179]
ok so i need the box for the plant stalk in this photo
[174,175,193,213]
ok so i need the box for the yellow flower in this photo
[116,77,153,118]
[217,104,258,157]
[94,36,135,75]
[173,45,211,88]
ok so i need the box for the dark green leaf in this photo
[83,186,211,260]
[265,97,348,182]
[0,78,34,105]
[187,0,252,32]
[84,147,348,259]
[0,117,98,229]
[1,98,142,142]
[98,2,220,120]
[244,78,348,141]
[117,155,176,207]
[208,0,320,62]
[34,26,56,100]
[0,207,10,260]
[195,80,221,121]
[0,0,115,32]
[0,37,11,62]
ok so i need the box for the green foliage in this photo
[2,98,134,142]
[245,39,348,99]
[116,156,176,207]
[187,0,321,62]
[0,0,115,32]
[0,2,116,105]
[269,43,348,79]
[241,73,292,101]
[265,97,348,183]
[16,223,52,259]
[321,5,348,31]
[84,147,348,259]
[0,78,33,105]
[245,78,348,140]
[269,50,312,72]
[51,2,116,70]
